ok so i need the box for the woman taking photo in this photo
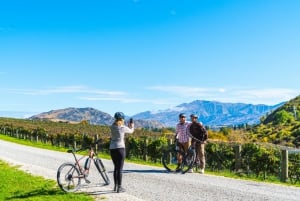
[109,112,134,193]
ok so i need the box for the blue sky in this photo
[0,0,299,118]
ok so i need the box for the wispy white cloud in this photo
[3,85,162,105]
[80,96,145,103]
[80,95,174,105]
[227,88,298,104]
[148,86,212,97]
[2,85,299,111]
[148,85,299,105]
[5,85,125,96]
[4,85,181,105]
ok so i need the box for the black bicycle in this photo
[180,142,200,174]
[57,140,110,192]
[162,136,196,173]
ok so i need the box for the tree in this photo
[273,110,294,125]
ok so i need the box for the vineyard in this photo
[0,117,299,185]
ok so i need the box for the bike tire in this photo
[162,148,185,172]
[94,158,110,185]
[181,147,196,174]
[57,163,81,192]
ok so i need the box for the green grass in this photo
[0,160,94,201]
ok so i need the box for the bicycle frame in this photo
[71,148,94,177]
[57,143,110,192]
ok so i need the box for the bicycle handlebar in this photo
[67,147,86,153]
[188,133,206,143]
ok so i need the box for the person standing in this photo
[175,113,190,171]
[189,114,208,174]
[109,112,134,193]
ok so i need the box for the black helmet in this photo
[179,113,186,118]
[114,112,125,120]
[190,114,198,118]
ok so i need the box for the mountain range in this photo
[132,100,284,127]
[27,100,284,128]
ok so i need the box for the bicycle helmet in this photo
[179,113,186,118]
[190,114,198,118]
[114,112,125,120]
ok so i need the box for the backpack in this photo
[189,122,208,141]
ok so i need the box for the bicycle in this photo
[162,135,205,174]
[57,140,110,192]
[181,141,201,174]
[162,136,194,173]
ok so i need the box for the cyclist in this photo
[109,112,134,193]
[189,114,208,174]
[175,113,191,172]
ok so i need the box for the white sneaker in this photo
[199,169,204,174]
[188,169,193,173]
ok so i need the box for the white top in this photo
[109,124,134,149]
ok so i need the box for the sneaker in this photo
[84,178,91,184]
[188,169,193,173]
[199,168,204,174]
[117,185,126,193]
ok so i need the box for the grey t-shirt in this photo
[109,124,134,149]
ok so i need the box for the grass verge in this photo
[0,160,94,201]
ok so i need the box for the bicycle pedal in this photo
[85,178,91,184]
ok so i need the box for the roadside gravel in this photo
[1,139,300,201]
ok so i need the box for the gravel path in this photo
[1,139,300,201]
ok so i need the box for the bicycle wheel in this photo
[181,147,196,174]
[94,158,110,185]
[57,163,81,192]
[162,148,185,172]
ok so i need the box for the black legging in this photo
[110,148,125,186]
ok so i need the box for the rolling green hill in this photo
[249,95,300,147]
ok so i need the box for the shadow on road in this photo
[85,189,115,195]
[79,184,114,195]
[122,169,168,174]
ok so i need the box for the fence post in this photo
[125,138,129,158]
[235,144,242,171]
[95,134,99,152]
[280,149,288,182]
[73,138,77,150]
[143,138,148,161]
[168,138,173,145]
